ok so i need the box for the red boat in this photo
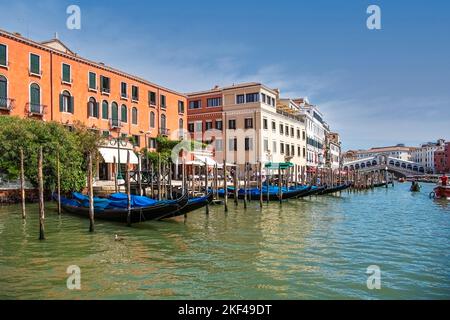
[432,175,450,200]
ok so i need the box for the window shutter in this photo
[59,94,63,112]
[95,102,99,118]
[69,96,74,113]
[87,101,91,117]
[0,45,6,66]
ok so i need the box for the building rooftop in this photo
[186,82,278,97]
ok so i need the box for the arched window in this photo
[150,111,155,128]
[178,118,184,139]
[30,83,41,113]
[111,102,118,120]
[60,90,73,113]
[88,97,99,118]
[161,114,166,129]
[102,100,109,120]
[0,75,7,101]
[121,104,127,123]
[131,107,138,125]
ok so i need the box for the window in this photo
[150,138,157,149]
[264,139,269,152]
[271,97,276,106]
[228,119,236,129]
[297,129,300,139]
[188,123,194,133]
[263,118,268,130]
[302,131,306,140]
[205,121,213,130]
[132,85,139,101]
[160,95,166,108]
[244,118,253,129]
[273,141,277,153]
[0,75,7,102]
[149,91,156,105]
[245,137,253,151]
[29,83,41,113]
[285,125,289,136]
[62,63,71,83]
[29,54,41,75]
[0,44,6,66]
[291,145,295,156]
[88,97,99,118]
[178,101,185,113]
[60,90,73,113]
[160,114,167,129]
[272,121,276,131]
[121,105,127,123]
[195,121,202,132]
[189,100,201,109]
[207,97,222,107]
[280,142,285,154]
[291,127,294,137]
[236,94,245,104]
[132,135,140,147]
[102,130,110,138]
[215,120,223,130]
[121,82,128,98]
[100,76,110,93]
[246,93,259,103]
[298,146,301,157]
[150,111,155,128]
[111,102,119,121]
[303,147,306,158]
[229,138,237,151]
[132,107,138,125]
[179,118,184,130]
[279,124,284,134]
[89,72,97,90]
[261,93,266,104]
[102,100,109,119]
[215,139,223,152]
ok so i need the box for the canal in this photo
[0,183,449,299]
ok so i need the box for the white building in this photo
[356,145,414,161]
[411,139,445,173]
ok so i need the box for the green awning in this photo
[264,162,294,170]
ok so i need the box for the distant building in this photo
[411,139,445,173]
[434,142,450,174]
[326,132,341,169]
[356,144,415,162]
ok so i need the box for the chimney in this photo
[54,32,59,40]
[13,32,22,37]
[213,85,219,90]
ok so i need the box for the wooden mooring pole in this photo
[38,147,45,240]
[88,152,95,233]
[20,147,26,219]
[204,162,209,215]
[223,160,228,212]
[126,151,132,227]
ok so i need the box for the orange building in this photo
[0,29,186,151]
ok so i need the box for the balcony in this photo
[26,103,45,117]
[0,97,14,111]
[159,127,170,136]
[109,119,123,130]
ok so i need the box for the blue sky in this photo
[1,0,449,150]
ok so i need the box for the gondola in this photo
[218,186,310,201]
[410,183,421,192]
[297,185,326,197]
[161,191,214,219]
[56,192,189,223]
[317,184,350,195]
[373,182,387,188]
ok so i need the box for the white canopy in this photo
[195,155,217,166]
[98,147,139,165]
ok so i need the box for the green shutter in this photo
[63,64,71,82]
[0,77,6,99]
[121,106,127,123]
[95,102,99,118]
[0,45,6,66]
[89,72,96,89]
[59,94,63,111]
[30,54,40,74]
[69,96,74,113]
[112,104,118,120]
[102,102,108,119]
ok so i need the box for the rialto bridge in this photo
[343,155,426,177]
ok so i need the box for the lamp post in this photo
[385,166,389,188]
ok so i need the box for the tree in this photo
[0,116,102,193]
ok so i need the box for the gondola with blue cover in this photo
[56,192,189,223]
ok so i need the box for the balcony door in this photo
[0,76,6,108]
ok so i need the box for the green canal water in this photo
[0,183,449,300]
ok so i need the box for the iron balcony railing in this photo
[0,97,14,111]
[26,103,45,116]
[109,119,123,129]
[159,127,170,136]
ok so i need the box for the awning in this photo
[98,147,139,165]
[265,162,294,170]
[195,155,217,166]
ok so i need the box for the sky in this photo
[0,0,449,150]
